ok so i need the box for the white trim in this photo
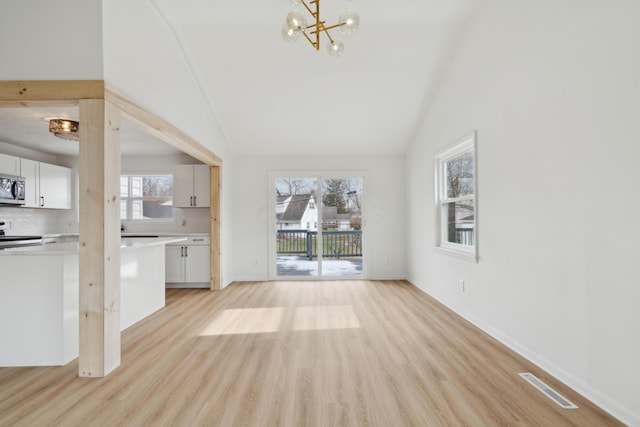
[434,131,478,262]
[120,173,174,222]
[268,171,368,281]
[433,245,478,263]
[406,277,639,427]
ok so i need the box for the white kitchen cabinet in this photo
[0,153,20,175]
[173,164,210,208]
[165,236,211,288]
[20,158,71,209]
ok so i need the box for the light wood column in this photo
[78,99,122,377]
[210,165,221,291]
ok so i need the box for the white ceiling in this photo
[0,106,183,157]
[0,0,484,158]
[155,0,485,156]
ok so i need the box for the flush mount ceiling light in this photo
[281,0,360,58]
[49,118,79,141]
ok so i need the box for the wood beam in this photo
[104,86,222,167]
[0,80,104,104]
[210,165,221,291]
[78,99,122,377]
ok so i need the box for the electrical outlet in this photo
[460,279,465,292]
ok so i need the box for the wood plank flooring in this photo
[0,280,623,426]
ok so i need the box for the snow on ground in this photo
[277,256,363,277]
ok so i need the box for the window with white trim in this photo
[435,132,477,261]
[120,175,173,221]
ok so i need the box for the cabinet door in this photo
[39,162,71,209]
[0,153,20,175]
[165,245,185,283]
[173,165,194,207]
[192,165,210,208]
[185,245,211,283]
[19,159,40,208]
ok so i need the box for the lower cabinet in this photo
[165,236,210,288]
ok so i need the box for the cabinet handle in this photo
[184,246,188,257]
[181,247,185,257]
[40,196,44,207]
[193,196,197,206]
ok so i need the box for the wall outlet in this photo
[460,279,465,292]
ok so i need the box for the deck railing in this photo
[277,229,362,259]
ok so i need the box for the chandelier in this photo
[49,119,79,141]
[281,0,360,57]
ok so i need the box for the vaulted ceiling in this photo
[153,0,485,156]
[0,0,486,158]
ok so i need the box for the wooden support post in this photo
[210,165,221,291]
[78,99,122,377]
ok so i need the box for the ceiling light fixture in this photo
[282,0,360,58]
[49,118,79,141]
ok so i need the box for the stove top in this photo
[0,235,43,248]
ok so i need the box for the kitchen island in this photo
[0,237,186,367]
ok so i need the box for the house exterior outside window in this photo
[120,174,173,221]
[276,194,318,231]
[434,132,477,262]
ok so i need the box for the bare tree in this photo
[277,178,312,196]
[143,176,173,197]
[445,152,474,243]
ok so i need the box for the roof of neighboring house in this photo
[322,206,351,221]
[279,194,313,221]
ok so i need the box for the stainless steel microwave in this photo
[0,174,25,205]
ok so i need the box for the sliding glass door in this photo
[271,175,363,279]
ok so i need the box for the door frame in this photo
[268,170,367,281]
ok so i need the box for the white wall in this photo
[233,155,406,282]
[101,0,235,202]
[405,0,640,424]
[102,0,235,286]
[0,0,103,79]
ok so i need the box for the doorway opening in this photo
[271,175,364,279]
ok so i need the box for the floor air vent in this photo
[519,372,578,409]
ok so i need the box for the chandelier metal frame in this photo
[300,0,344,51]
[282,0,359,57]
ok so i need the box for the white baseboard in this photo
[367,274,407,281]
[406,277,638,427]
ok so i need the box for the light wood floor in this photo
[0,280,622,426]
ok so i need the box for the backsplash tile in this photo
[0,207,62,235]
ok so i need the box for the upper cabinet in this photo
[0,153,20,176]
[20,158,71,209]
[173,164,210,208]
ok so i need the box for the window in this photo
[435,132,477,261]
[120,175,173,221]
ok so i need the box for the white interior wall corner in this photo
[404,0,640,424]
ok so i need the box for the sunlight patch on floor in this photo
[200,305,361,336]
[200,308,286,336]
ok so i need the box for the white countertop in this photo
[0,237,187,256]
[43,232,209,238]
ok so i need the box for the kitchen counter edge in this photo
[0,237,188,256]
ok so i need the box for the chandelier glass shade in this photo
[49,119,79,141]
[282,0,360,57]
